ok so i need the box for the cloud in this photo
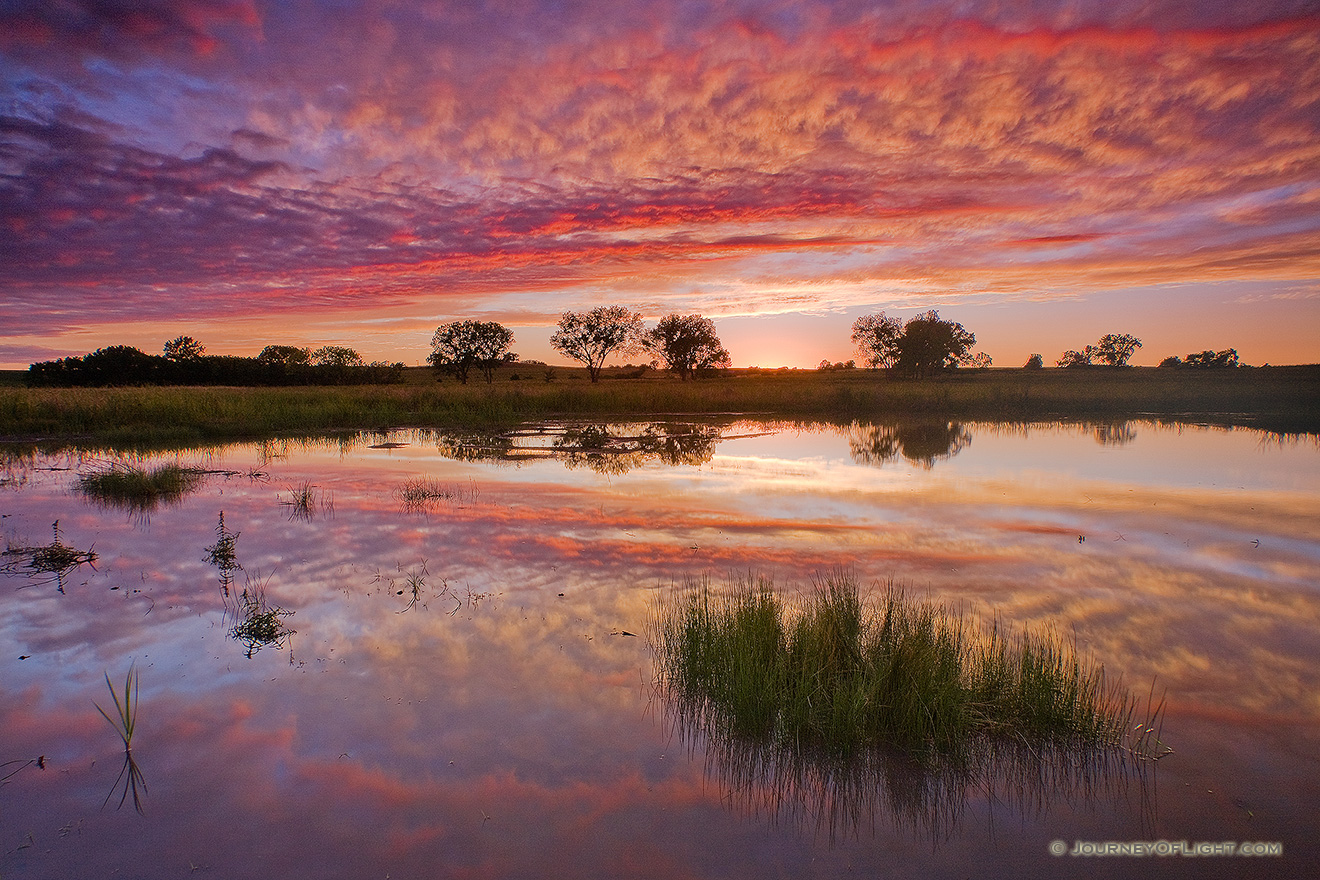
[1,2,1317,358]
[0,0,262,60]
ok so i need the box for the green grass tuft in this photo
[78,462,203,510]
[652,572,1168,759]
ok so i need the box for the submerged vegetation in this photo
[651,573,1168,759]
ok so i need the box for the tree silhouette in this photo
[429,320,515,384]
[257,345,311,366]
[1183,349,1240,368]
[1024,353,1044,369]
[163,335,205,361]
[310,345,364,367]
[1094,334,1142,367]
[1059,334,1141,368]
[851,313,904,369]
[1057,348,1094,368]
[550,306,643,382]
[642,314,731,380]
[893,311,977,378]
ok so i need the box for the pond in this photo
[2,419,1317,878]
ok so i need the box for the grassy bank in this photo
[2,365,1317,448]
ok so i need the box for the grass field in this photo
[1,365,1316,449]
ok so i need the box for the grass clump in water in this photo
[2,520,98,590]
[78,462,203,510]
[228,572,295,658]
[393,477,478,512]
[652,572,1167,759]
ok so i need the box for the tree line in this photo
[429,308,730,384]
[27,337,406,387]
[27,314,1247,389]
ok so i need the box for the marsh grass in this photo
[95,664,146,814]
[652,573,1168,759]
[394,477,478,512]
[77,462,204,510]
[280,481,333,520]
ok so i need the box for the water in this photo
[2,419,1317,878]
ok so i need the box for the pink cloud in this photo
[2,2,1317,363]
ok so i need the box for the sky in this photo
[1,0,1318,370]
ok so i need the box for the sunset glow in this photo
[2,1,1318,368]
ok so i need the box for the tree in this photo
[642,314,731,380]
[893,310,977,378]
[1057,348,1094,368]
[550,306,643,382]
[1184,348,1240,368]
[78,345,162,385]
[310,345,364,367]
[163,335,205,361]
[851,313,903,369]
[1023,353,1044,370]
[1094,333,1142,367]
[257,345,311,366]
[429,320,515,384]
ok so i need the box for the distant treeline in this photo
[27,344,405,387]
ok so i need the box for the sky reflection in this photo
[1,419,1318,877]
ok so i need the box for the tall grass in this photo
[652,572,1167,758]
[2,366,1316,449]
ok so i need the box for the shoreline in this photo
[2,365,1318,451]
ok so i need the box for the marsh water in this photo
[2,418,1318,878]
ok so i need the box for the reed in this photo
[652,572,1168,758]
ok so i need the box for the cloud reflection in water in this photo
[1,419,1318,877]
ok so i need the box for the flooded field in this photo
[2,419,1317,878]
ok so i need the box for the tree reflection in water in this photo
[554,423,723,474]
[423,421,730,474]
[845,421,973,469]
